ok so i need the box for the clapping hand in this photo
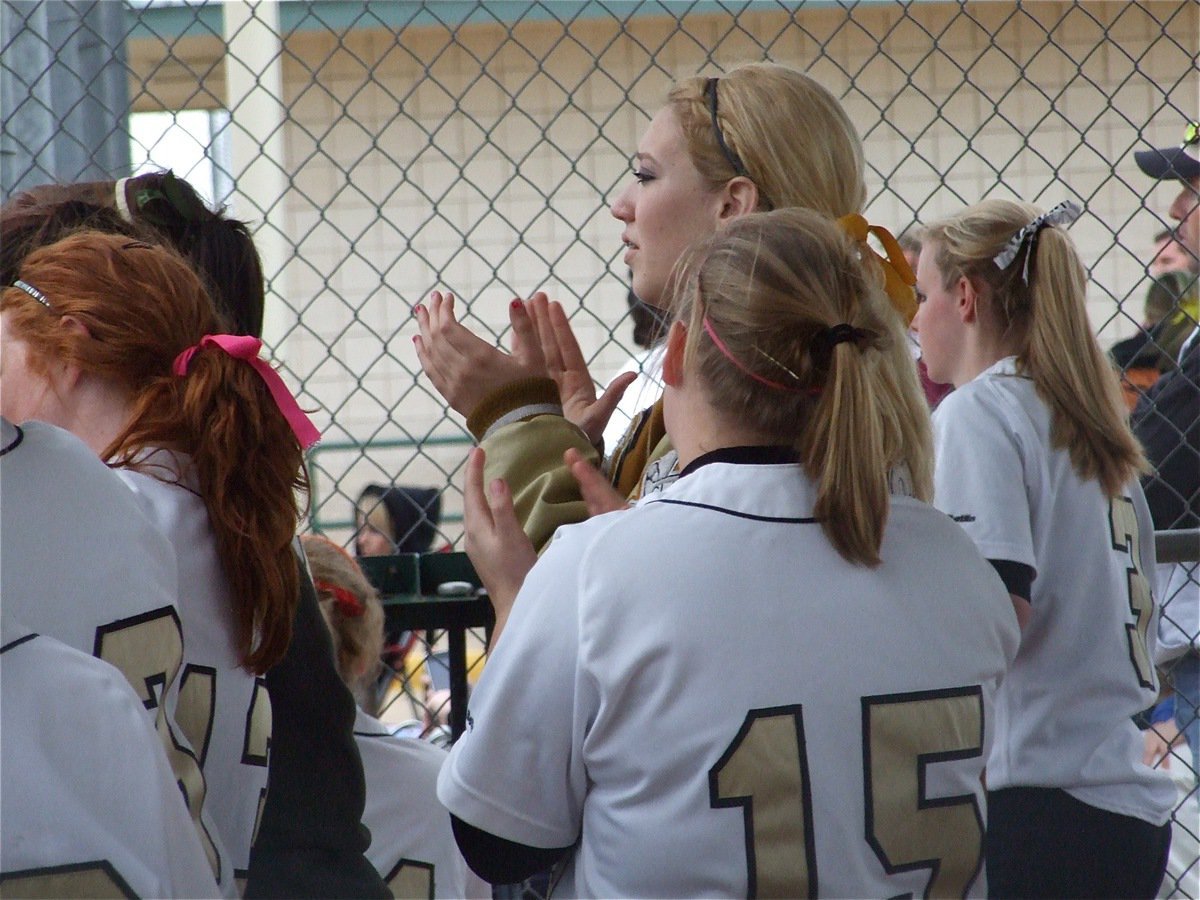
[526,295,636,446]
[414,290,551,418]
[565,447,630,516]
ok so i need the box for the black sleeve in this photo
[244,551,389,899]
[450,814,572,885]
[1131,340,1200,531]
[988,558,1034,604]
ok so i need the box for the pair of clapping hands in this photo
[413,291,638,643]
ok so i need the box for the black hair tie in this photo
[810,323,873,372]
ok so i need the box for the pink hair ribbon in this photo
[172,334,321,449]
[837,213,918,325]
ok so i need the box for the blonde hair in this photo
[300,534,386,708]
[673,208,933,566]
[923,199,1146,497]
[668,63,867,218]
[668,65,920,320]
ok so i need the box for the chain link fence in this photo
[3,1,1198,897]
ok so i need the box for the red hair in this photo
[2,230,307,672]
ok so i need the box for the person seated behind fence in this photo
[354,484,444,712]
[0,175,388,900]
[1111,270,1200,409]
[300,534,488,900]
[913,198,1175,898]
[438,208,1018,896]
[1,620,219,899]
[355,485,443,557]
[1149,226,1199,278]
[0,230,316,893]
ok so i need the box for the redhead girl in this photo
[1,231,313,890]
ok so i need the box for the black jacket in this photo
[244,552,389,899]
[1132,328,1200,531]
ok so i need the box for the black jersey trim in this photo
[0,422,24,456]
[0,631,39,654]
[657,497,819,524]
[680,444,798,478]
[353,728,393,739]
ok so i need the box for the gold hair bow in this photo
[837,213,918,325]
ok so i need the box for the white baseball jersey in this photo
[439,451,1020,898]
[0,418,233,893]
[353,709,488,899]
[0,622,220,899]
[116,450,272,887]
[931,357,1175,825]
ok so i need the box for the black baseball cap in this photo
[1136,121,1200,181]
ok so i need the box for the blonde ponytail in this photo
[673,208,932,566]
[925,200,1146,496]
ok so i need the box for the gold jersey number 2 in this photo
[710,687,984,899]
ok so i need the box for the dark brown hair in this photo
[1,171,264,336]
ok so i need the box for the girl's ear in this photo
[58,315,93,344]
[662,320,688,388]
[717,176,760,223]
[53,316,92,390]
[956,276,980,325]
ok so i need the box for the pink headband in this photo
[703,316,812,394]
[172,334,321,449]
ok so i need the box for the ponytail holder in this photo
[810,322,874,373]
[992,200,1082,285]
[837,213,918,325]
[314,579,364,618]
[172,334,321,449]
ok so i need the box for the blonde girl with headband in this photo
[914,199,1175,898]
[297,534,488,899]
[437,209,1018,897]
[415,62,917,555]
[0,230,316,890]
